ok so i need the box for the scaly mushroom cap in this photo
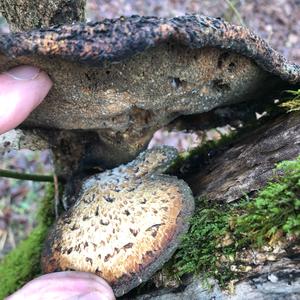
[41,146,194,297]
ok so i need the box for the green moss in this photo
[0,184,55,299]
[168,131,238,176]
[233,157,300,247]
[169,155,300,287]
[279,88,300,112]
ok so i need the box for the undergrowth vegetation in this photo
[0,184,55,299]
[170,155,300,286]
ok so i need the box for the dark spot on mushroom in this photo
[146,251,154,257]
[82,215,91,221]
[123,243,133,250]
[217,51,230,68]
[91,243,97,251]
[104,254,112,262]
[130,228,139,237]
[228,62,236,72]
[67,247,73,254]
[84,241,89,248]
[95,206,99,216]
[98,254,102,259]
[140,198,147,204]
[100,219,110,225]
[85,257,93,265]
[71,223,79,231]
[124,210,130,216]
[170,77,184,89]
[103,195,115,202]
[146,224,163,238]
[212,79,230,92]
[85,72,92,80]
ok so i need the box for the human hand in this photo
[1,65,115,300]
[0,65,52,134]
[6,272,115,300]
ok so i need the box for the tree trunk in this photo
[187,111,300,202]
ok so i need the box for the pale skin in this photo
[1,65,115,300]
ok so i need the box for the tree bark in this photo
[186,111,300,202]
[128,112,300,300]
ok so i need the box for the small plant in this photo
[280,89,300,112]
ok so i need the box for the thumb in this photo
[0,65,52,134]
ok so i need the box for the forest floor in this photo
[0,0,299,258]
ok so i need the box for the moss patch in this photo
[169,155,300,287]
[0,184,55,299]
[279,88,300,112]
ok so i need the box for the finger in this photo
[5,272,115,300]
[0,65,52,134]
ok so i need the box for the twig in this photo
[0,230,7,251]
[0,169,64,183]
[7,227,16,249]
[225,0,245,27]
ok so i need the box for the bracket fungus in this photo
[0,14,299,167]
[1,14,300,297]
[41,146,194,296]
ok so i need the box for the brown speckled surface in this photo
[0,14,299,169]
[41,146,194,297]
[0,14,299,82]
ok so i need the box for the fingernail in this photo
[76,291,112,300]
[6,65,40,80]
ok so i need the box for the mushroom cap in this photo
[41,146,195,296]
[1,15,299,167]
[0,14,299,132]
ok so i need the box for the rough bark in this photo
[187,111,300,202]
[133,259,300,300]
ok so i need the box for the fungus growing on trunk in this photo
[41,146,195,297]
[0,15,299,169]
